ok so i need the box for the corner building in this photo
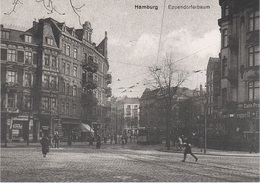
[217,0,259,150]
[1,18,112,143]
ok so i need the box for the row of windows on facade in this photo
[6,70,33,87]
[221,45,259,78]
[3,93,32,110]
[1,48,37,64]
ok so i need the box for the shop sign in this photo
[12,129,19,135]
[42,126,49,130]
[13,124,22,129]
[238,102,259,109]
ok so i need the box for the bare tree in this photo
[149,53,189,150]
[4,0,85,25]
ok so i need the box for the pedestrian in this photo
[182,139,198,162]
[110,135,113,144]
[249,137,257,153]
[121,137,125,148]
[176,136,183,151]
[96,135,101,149]
[53,132,59,148]
[40,135,50,157]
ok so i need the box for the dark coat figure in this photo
[182,141,198,162]
[40,136,50,157]
[96,135,101,149]
[249,138,257,153]
[89,136,94,146]
[53,133,59,148]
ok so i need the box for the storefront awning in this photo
[81,123,94,133]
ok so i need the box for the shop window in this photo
[248,45,259,67]
[249,81,259,101]
[25,51,32,64]
[7,49,16,62]
[249,11,259,32]
[1,48,7,60]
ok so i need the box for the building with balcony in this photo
[1,18,112,143]
[215,0,259,150]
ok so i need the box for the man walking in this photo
[40,135,50,157]
[53,132,59,148]
[182,139,198,162]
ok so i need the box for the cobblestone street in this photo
[1,143,259,182]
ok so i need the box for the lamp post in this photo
[204,109,207,153]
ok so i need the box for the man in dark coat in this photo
[53,132,59,148]
[182,139,198,162]
[40,135,50,157]
[96,135,101,149]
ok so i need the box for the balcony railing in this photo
[82,60,98,73]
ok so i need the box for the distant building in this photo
[1,18,112,143]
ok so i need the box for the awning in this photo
[81,123,94,133]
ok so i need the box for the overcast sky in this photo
[1,0,221,97]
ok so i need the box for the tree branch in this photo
[4,0,23,15]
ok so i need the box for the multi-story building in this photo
[215,0,259,149]
[1,17,112,143]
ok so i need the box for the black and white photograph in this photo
[0,0,259,182]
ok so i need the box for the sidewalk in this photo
[1,141,259,157]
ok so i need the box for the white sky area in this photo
[0,0,221,98]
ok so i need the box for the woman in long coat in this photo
[40,136,50,157]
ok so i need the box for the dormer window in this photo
[1,31,10,39]
[46,37,54,45]
[24,35,32,43]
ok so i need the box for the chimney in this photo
[104,31,108,59]
[33,18,38,27]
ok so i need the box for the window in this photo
[66,103,69,114]
[46,37,54,45]
[44,54,50,66]
[7,71,17,83]
[7,50,16,62]
[73,66,77,77]
[24,35,32,43]
[72,85,77,96]
[42,97,49,110]
[73,104,76,115]
[50,76,56,89]
[43,75,50,88]
[52,56,57,68]
[62,102,65,113]
[249,81,259,101]
[222,57,228,77]
[66,64,70,75]
[1,49,7,60]
[62,81,65,93]
[63,43,66,54]
[24,72,32,87]
[17,51,24,62]
[7,93,16,109]
[66,45,70,56]
[249,11,259,32]
[62,61,66,73]
[223,5,229,17]
[73,48,77,59]
[23,95,31,110]
[248,45,259,67]
[33,53,37,65]
[51,97,56,110]
[66,83,70,95]
[222,29,228,48]
[1,31,10,39]
[25,51,32,64]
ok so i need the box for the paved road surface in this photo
[1,145,259,182]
